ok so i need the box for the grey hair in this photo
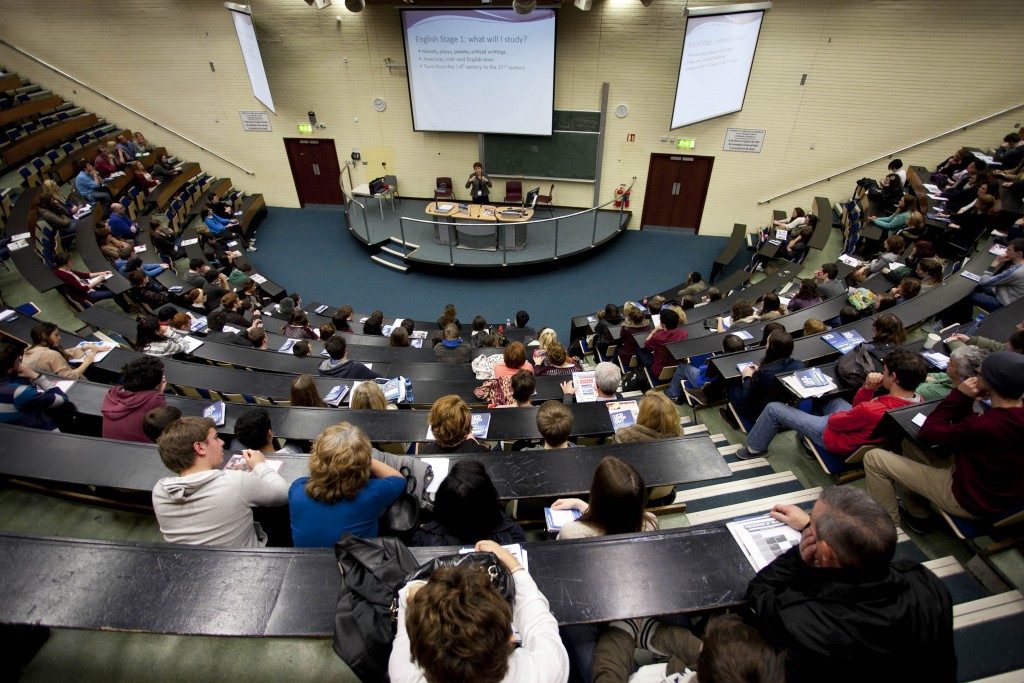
[949,344,987,381]
[815,487,896,571]
[594,362,622,395]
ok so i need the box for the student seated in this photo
[550,456,658,680]
[915,344,987,403]
[561,361,622,403]
[864,351,1024,531]
[410,460,526,547]
[613,392,681,444]
[593,612,783,683]
[152,416,289,547]
[748,488,954,682]
[142,406,182,443]
[288,422,405,547]
[534,342,582,376]
[419,395,490,454]
[433,323,472,363]
[205,310,257,347]
[729,330,804,427]
[735,349,927,460]
[0,343,70,431]
[616,301,652,370]
[493,341,534,378]
[390,541,568,683]
[785,279,823,312]
[318,335,380,380]
[290,373,328,407]
[666,333,745,404]
[22,322,104,380]
[637,308,687,378]
[102,355,168,442]
[232,407,302,454]
[969,238,1024,311]
[523,400,575,450]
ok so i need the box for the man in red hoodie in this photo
[735,349,927,460]
[102,356,168,442]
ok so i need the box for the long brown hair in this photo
[290,374,328,407]
[578,456,648,535]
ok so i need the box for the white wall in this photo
[1,0,1021,235]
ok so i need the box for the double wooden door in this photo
[283,138,345,207]
[640,153,714,232]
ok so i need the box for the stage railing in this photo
[341,186,634,267]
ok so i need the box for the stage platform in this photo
[344,197,631,274]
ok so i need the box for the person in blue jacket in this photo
[201,207,254,252]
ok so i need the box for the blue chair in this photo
[938,504,1024,556]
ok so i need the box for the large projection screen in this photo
[402,9,556,136]
[670,10,763,129]
[229,8,276,113]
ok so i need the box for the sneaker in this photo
[246,245,258,252]
[719,407,740,430]
[898,501,933,534]
[734,447,765,461]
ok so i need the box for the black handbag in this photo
[402,551,516,603]
[332,534,421,682]
[380,465,421,535]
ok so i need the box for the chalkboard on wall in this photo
[483,110,601,182]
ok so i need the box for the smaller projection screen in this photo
[229,8,276,113]
[402,9,556,136]
[670,10,764,129]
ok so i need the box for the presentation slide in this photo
[230,9,276,113]
[402,9,555,136]
[670,10,763,129]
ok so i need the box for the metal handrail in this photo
[759,102,1024,204]
[0,37,256,175]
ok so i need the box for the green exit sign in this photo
[676,138,696,149]
[297,123,314,133]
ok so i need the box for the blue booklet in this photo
[324,385,350,406]
[606,400,639,432]
[544,507,583,532]
[821,330,866,355]
[277,339,297,354]
[471,413,491,439]
[203,401,226,426]
[794,368,830,389]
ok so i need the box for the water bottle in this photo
[404,377,414,404]
[963,313,985,337]
[506,317,511,329]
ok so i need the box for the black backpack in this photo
[333,534,420,681]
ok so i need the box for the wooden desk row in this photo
[0,422,730,503]
[6,186,62,292]
[707,240,997,383]
[63,378,639,443]
[0,522,752,632]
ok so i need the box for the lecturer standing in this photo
[465,162,492,204]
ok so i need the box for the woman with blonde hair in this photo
[350,381,396,411]
[419,395,490,454]
[289,373,328,408]
[288,422,405,546]
[532,327,559,365]
[130,160,159,192]
[133,131,153,154]
[615,392,682,443]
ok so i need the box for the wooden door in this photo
[283,138,345,207]
[640,153,714,232]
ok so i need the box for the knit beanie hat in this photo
[979,351,1024,399]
